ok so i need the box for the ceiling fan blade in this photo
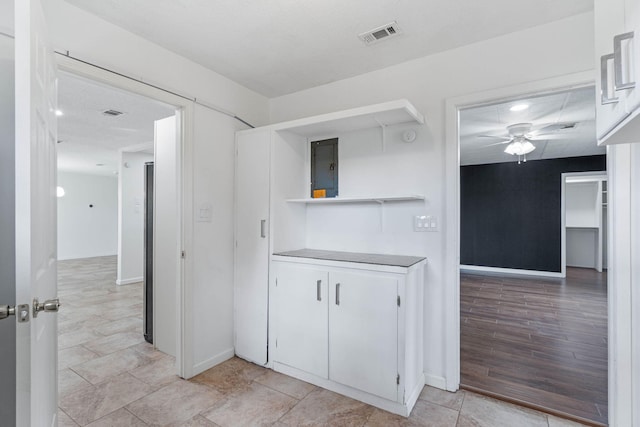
[527,133,567,141]
[483,140,512,147]
[478,135,512,141]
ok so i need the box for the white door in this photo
[273,263,328,378]
[15,0,59,425]
[234,130,270,364]
[329,271,398,401]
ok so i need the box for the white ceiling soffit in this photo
[459,86,604,166]
[63,0,592,97]
[57,71,175,176]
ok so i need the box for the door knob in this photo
[32,298,60,318]
[0,304,30,322]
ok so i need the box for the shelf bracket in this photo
[374,118,387,153]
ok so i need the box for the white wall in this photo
[57,172,118,260]
[189,105,238,370]
[43,0,270,375]
[269,12,595,387]
[154,116,178,357]
[117,151,153,285]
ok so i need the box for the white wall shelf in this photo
[268,99,424,139]
[286,195,425,204]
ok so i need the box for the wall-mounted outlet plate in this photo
[414,215,438,232]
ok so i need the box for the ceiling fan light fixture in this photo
[509,103,529,112]
[504,138,535,156]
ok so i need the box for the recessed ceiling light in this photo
[55,110,64,116]
[510,103,529,112]
[96,163,105,167]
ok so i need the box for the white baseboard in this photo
[274,362,416,417]
[116,276,143,286]
[190,348,235,378]
[424,373,447,390]
[460,265,565,278]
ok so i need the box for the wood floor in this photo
[460,267,608,426]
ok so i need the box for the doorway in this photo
[457,87,608,425]
[55,69,184,412]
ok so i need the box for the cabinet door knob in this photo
[335,283,340,305]
[317,280,322,301]
[614,31,636,91]
[260,219,266,238]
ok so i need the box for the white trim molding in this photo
[444,70,596,396]
[115,276,143,286]
[460,265,564,278]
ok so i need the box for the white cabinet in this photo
[271,253,426,417]
[595,0,640,144]
[328,270,399,402]
[234,100,426,367]
[234,130,271,364]
[595,0,627,142]
[273,264,328,379]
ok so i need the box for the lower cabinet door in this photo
[329,271,398,401]
[274,264,329,378]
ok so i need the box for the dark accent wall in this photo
[461,155,606,272]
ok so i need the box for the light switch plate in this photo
[196,203,213,222]
[414,215,438,232]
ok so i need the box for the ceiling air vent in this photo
[102,109,124,117]
[359,21,402,45]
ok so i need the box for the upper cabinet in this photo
[595,0,640,144]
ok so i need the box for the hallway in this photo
[461,268,608,425]
[58,256,589,426]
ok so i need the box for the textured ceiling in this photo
[63,0,593,97]
[460,86,604,166]
[57,71,175,176]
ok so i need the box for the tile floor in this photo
[58,256,589,426]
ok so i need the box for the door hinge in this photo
[181,250,186,259]
[275,339,278,348]
[275,278,278,287]
[397,296,401,307]
[397,374,400,385]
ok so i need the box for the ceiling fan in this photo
[479,122,576,164]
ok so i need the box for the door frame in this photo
[561,171,607,274]
[56,54,195,378]
[443,70,597,393]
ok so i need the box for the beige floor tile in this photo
[58,409,79,427]
[71,348,153,385]
[418,385,465,410]
[83,331,145,356]
[202,382,297,427]
[59,328,105,350]
[59,368,93,400]
[457,392,548,427]
[100,303,144,321]
[126,379,224,426]
[177,415,220,426]
[59,346,100,370]
[92,316,143,336]
[58,316,111,335]
[278,388,375,426]
[131,341,171,361]
[254,370,317,400]
[129,354,179,387]
[547,415,590,426]
[191,357,266,395]
[60,372,154,426]
[86,408,148,426]
[364,400,459,427]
